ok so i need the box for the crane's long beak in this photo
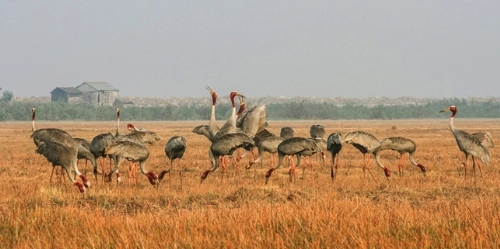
[205,86,214,94]
[439,107,451,113]
[237,95,245,103]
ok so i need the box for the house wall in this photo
[51,90,67,102]
[81,90,118,106]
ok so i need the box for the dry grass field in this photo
[1,118,500,248]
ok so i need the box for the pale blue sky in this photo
[1,1,499,99]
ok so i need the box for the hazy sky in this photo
[1,1,499,99]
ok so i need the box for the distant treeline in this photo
[1,98,499,121]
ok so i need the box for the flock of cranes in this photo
[31,86,494,194]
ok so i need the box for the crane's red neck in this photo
[230,92,238,107]
[211,91,217,106]
[449,106,457,118]
[237,102,246,116]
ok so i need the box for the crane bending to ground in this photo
[201,132,255,183]
[265,137,322,184]
[342,131,391,180]
[31,107,89,192]
[379,137,426,177]
[440,105,491,179]
[104,140,159,186]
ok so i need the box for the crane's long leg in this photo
[271,153,276,167]
[127,161,134,185]
[178,159,184,190]
[398,154,405,177]
[247,147,264,170]
[289,155,301,182]
[472,156,483,180]
[462,153,470,180]
[331,153,338,180]
[363,154,378,183]
[105,157,122,184]
[301,155,314,179]
[49,166,66,187]
[49,166,58,187]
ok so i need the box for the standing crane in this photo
[342,131,391,180]
[104,140,159,186]
[440,105,491,179]
[326,133,342,180]
[379,137,426,177]
[159,136,187,186]
[31,107,89,192]
[265,137,322,184]
[201,133,255,183]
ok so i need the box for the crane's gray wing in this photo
[472,132,494,149]
[105,141,149,161]
[236,103,266,138]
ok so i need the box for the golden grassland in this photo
[1,119,499,248]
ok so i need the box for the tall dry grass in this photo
[0,119,499,248]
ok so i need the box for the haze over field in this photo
[1,1,499,99]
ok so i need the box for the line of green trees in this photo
[0,98,499,121]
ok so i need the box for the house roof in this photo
[51,87,82,94]
[76,82,119,92]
